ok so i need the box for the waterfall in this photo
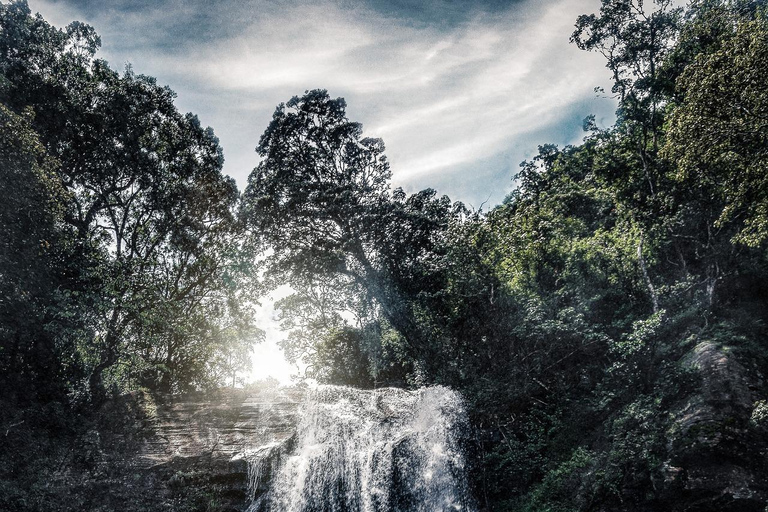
[245,385,475,512]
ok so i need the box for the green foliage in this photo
[0,102,80,402]
[243,89,461,380]
[0,0,260,398]
[520,447,595,512]
[750,400,768,428]
[0,7,264,504]
[665,12,768,246]
[572,0,682,133]
[312,326,378,387]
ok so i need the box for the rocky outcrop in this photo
[661,341,768,511]
[91,385,305,512]
[139,386,303,467]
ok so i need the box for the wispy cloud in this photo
[31,0,614,206]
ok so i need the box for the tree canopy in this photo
[0,0,261,399]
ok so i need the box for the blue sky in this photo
[31,0,615,207]
[28,0,617,381]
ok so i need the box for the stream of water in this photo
[245,385,475,512]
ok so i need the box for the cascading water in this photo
[244,385,475,512]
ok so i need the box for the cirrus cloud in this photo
[30,0,614,206]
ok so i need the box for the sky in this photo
[27,0,617,383]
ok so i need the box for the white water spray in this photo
[245,385,475,512]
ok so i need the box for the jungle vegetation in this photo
[2,0,768,509]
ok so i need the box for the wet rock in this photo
[98,385,305,511]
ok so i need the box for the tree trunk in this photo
[637,236,659,314]
[88,309,121,405]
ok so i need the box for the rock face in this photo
[662,341,768,511]
[114,385,476,512]
[116,385,305,512]
[139,386,303,468]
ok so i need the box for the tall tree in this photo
[244,90,457,372]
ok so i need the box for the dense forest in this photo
[2,0,768,510]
